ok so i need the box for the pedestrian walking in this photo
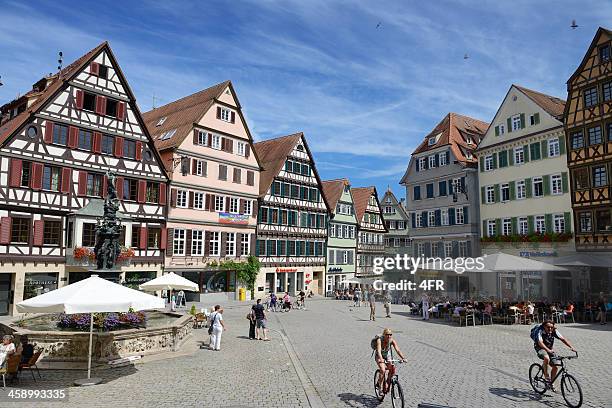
[421,293,430,321]
[384,291,391,318]
[209,305,226,351]
[253,299,269,340]
[369,288,376,321]
[247,304,256,339]
[354,287,362,307]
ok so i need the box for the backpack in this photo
[370,335,381,350]
[530,324,541,343]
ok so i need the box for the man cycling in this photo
[534,320,576,391]
[374,328,407,391]
[298,290,306,308]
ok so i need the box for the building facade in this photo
[352,187,387,276]
[143,81,260,301]
[253,133,330,297]
[563,27,612,296]
[381,189,411,274]
[321,178,357,294]
[400,113,488,299]
[0,42,168,315]
[477,85,575,302]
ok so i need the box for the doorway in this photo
[0,274,13,316]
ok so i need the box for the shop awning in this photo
[552,253,612,268]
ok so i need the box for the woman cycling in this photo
[374,328,407,391]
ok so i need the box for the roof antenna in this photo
[57,51,63,72]
[152,93,160,110]
[0,75,3,87]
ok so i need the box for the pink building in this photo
[143,81,261,301]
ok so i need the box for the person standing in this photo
[209,305,226,351]
[597,293,607,325]
[421,293,430,321]
[384,291,392,318]
[369,288,376,321]
[247,304,256,340]
[253,299,269,341]
[354,286,362,307]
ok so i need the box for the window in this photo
[553,214,565,233]
[42,165,61,191]
[214,195,224,212]
[502,218,512,235]
[593,166,608,187]
[486,186,495,204]
[9,217,30,244]
[218,164,227,181]
[499,124,505,135]
[533,177,543,197]
[551,174,562,195]
[189,230,203,256]
[574,168,589,190]
[511,115,521,131]
[428,211,435,226]
[426,183,434,199]
[431,242,439,257]
[237,141,246,156]
[244,200,252,215]
[82,223,96,247]
[415,213,422,228]
[530,114,536,126]
[241,234,250,256]
[122,178,138,201]
[226,232,236,257]
[209,231,220,256]
[417,242,425,256]
[604,81,612,101]
[247,171,254,186]
[233,168,241,183]
[485,155,494,171]
[229,197,239,213]
[548,138,560,157]
[211,134,221,150]
[398,221,405,229]
[444,242,452,257]
[53,124,68,145]
[194,192,204,209]
[439,152,447,166]
[584,87,598,107]
[123,139,136,159]
[195,159,206,176]
[219,108,231,122]
[43,220,61,245]
[600,45,611,62]
[535,215,545,233]
[456,207,464,224]
[571,131,584,149]
[413,186,421,201]
[19,161,31,187]
[588,126,602,145]
[418,157,426,170]
[596,209,611,232]
[487,220,496,237]
[83,92,96,111]
[428,137,436,146]
[519,217,528,235]
[78,129,92,151]
[196,131,208,146]
[106,99,118,118]
[146,182,159,203]
[501,183,510,202]
[579,212,592,233]
[514,147,524,165]
[86,173,103,197]
[97,65,108,79]
[516,180,526,199]
[459,241,468,257]
[441,209,448,226]
[156,117,167,127]
[146,227,161,249]
[173,229,185,255]
[101,134,114,154]
[429,156,436,168]
[176,190,188,208]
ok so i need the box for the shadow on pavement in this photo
[337,392,380,407]
[417,404,457,408]
[489,387,566,407]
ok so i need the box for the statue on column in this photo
[94,171,122,270]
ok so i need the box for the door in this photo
[0,274,13,316]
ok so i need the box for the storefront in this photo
[124,271,158,289]
[0,273,13,316]
[23,273,58,300]
[255,266,317,298]
[325,267,355,295]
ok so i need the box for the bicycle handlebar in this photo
[554,351,578,360]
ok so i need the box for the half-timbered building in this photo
[0,42,168,315]
[253,133,330,297]
[351,186,387,276]
[143,81,261,301]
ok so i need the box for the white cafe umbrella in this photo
[17,275,164,385]
[139,272,199,292]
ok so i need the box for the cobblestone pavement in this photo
[1,298,610,408]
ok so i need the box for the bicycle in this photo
[374,359,405,408]
[529,351,582,408]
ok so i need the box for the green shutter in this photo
[511,217,518,234]
[499,150,507,168]
[524,145,530,162]
[507,117,512,133]
[534,113,540,125]
[285,160,291,171]
[509,149,514,166]
[509,180,516,200]
[492,153,497,169]
[559,136,566,155]
[543,175,550,195]
[564,212,571,233]
[528,215,535,233]
[481,186,486,204]
[545,214,553,233]
[541,140,548,158]
[526,178,532,198]
[480,156,485,172]
[520,113,526,129]
[534,142,541,160]
[495,126,500,136]
[494,184,500,203]
[482,220,487,236]
[495,218,502,235]
[562,172,568,193]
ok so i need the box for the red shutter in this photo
[33,220,44,246]
[191,159,197,175]
[0,217,11,244]
[93,132,102,153]
[170,188,177,207]
[139,225,147,250]
[137,180,146,203]
[61,168,72,193]
[227,139,233,153]
[230,111,236,123]
[225,197,230,212]
[251,200,258,218]
[116,177,124,200]
[90,62,99,76]
[207,133,212,146]
[114,137,124,157]
[160,227,167,249]
[135,141,142,161]
[245,144,250,158]
[239,199,245,214]
[76,90,84,109]
[216,107,222,119]
[44,121,54,143]
[102,175,108,197]
[78,171,88,196]
[117,102,125,121]
[96,96,107,116]
[193,129,199,145]
[68,127,78,148]
[31,163,43,190]
[159,183,167,205]
[9,159,22,188]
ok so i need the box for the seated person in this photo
[17,335,34,364]
[563,303,574,317]
[0,335,16,368]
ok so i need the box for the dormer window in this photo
[466,136,473,145]
[156,117,166,127]
[466,151,473,160]
[600,44,611,63]
[428,137,436,146]
[297,144,304,152]
[160,129,176,140]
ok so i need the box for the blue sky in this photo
[1,0,611,199]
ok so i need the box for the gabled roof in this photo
[0,42,108,146]
[254,132,303,197]
[411,112,489,166]
[514,84,566,120]
[566,27,612,86]
[321,178,350,210]
[142,81,231,151]
[381,189,409,219]
[351,186,387,231]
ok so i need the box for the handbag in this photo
[208,313,217,335]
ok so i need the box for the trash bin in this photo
[238,288,246,301]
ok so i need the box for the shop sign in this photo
[328,267,343,273]
[219,212,250,225]
[520,251,558,258]
[522,271,543,277]
[276,268,297,273]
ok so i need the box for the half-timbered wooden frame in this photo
[352,186,388,277]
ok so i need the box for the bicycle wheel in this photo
[529,363,547,394]
[391,380,405,408]
[561,373,583,408]
[374,370,384,401]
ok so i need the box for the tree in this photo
[220,256,261,299]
